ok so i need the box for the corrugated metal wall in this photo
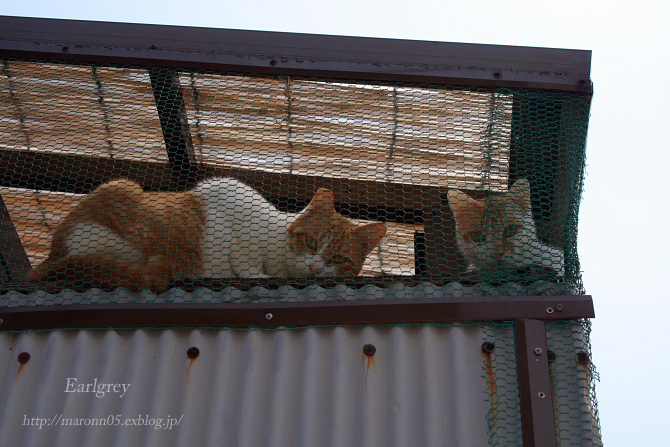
[0,325,495,447]
[0,280,580,308]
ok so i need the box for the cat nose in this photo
[309,265,323,274]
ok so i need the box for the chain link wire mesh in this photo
[546,320,603,446]
[0,59,588,299]
[481,321,602,446]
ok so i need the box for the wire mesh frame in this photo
[0,59,591,287]
[0,18,593,300]
[0,17,593,287]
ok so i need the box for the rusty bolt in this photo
[187,347,200,359]
[577,351,590,365]
[481,342,495,354]
[547,350,556,362]
[269,59,277,66]
[493,72,502,79]
[17,352,30,364]
[555,304,564,312]
[363,344,376,356]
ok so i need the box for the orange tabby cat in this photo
[447,179,564,275]
[27,177,387,293]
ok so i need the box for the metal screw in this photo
[62,45,70,52]
[0,318,3,325]
[538,392,546,399]
[363,344,376,356]
[187,347,200,359]
[493,72,502,79]
[546,307,554,314]
[481,342,495,354]
[17,352,30,364]
[265,313,274,321]
[556,304,564,312]
[534,347,543,356]
[150,44,158,50]
[269,59,277,66]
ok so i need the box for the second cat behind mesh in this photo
[27,177,387,293]
[447,179,564,277]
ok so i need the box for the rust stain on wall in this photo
[185,346,200,386]
[15,352,30,381]
[362,344,376,389]
[481,343,499,436]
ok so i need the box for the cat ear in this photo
[447,189,484,222]
[508,179,532,213]
[305,188,335,216]
[354,223,387,256]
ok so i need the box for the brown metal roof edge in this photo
[0,295,594,331]
[0,16,592,93]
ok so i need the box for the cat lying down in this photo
[26,177,387,293]
[447,179,565,277]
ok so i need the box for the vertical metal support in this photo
[149,67,199,190]
[0,194,31,283]
[515,318,558,447]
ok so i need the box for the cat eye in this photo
[330,254,347,265]
[304,235,318,251]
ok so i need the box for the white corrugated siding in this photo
[0,325,494,447]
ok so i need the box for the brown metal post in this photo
[149,67,200,190]
[515,318,558,447]
[0,194,31,283]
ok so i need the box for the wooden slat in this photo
[182,72,513,191]
[2,61,512,192]
[1,61,167,162]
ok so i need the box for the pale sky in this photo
[3,1,670,445]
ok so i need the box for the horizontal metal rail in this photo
[0,295,594,331]
[0,16,592,93]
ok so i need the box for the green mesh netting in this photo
[0,59,589,300]
[482,320,601,446]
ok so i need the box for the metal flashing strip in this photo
[0,295,594,331]
[0,16,592,93]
